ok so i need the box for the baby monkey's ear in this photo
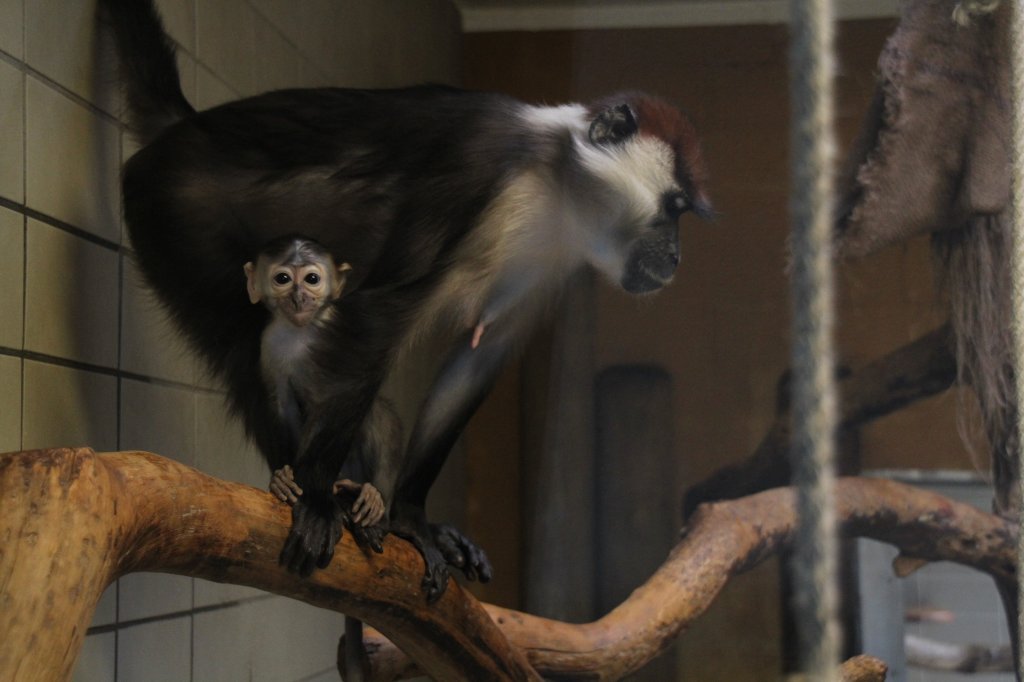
[333,262,354,300]
[243,262,262,304]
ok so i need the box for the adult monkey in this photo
[102,0,712,600]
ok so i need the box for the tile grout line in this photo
[19,21,26,453]
[87,594,276,636]
[0,345,224,396]
[0,196,122,253]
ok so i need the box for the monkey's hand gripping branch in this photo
[270,464,386,559]
[4,447,1010,682]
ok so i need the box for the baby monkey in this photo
[244,236,385,532]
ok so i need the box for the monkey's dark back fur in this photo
[125,85,535,460]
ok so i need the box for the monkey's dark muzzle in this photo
[282,292,319,326]
[620,224,680,294]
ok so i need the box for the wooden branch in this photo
[683,325,957,516]
[2,448,1009,681]
[356,475,1013,681]
[0,448,538,682]
[839,655,889,682]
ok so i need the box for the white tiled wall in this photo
[0,61,23,201]
[0,207,24,348]
[0,1,461,680]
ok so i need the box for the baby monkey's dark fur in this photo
[246,236,390,557]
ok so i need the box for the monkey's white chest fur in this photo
[260,317,320,429]
[406,169,584,350]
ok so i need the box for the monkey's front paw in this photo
[420,545,452,604]
[279,498,343,576]
[269,464,303,504]
[432,523,492,583]
[333,479,384,527]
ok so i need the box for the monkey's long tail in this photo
[341,617,369,682]
[98,0,195,146]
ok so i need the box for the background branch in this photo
[683,325,957,516]
[357,475,1012,680]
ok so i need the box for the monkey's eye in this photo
[664,192,690,220]
[273,272,292,285]
[304,272,321,285]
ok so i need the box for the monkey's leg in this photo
[281,382,389,575]
[394,327,509,600]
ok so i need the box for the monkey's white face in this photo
[577,134,689,293]
[244,248,351,328]
[267,263,334,326]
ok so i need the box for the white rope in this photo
[1008,0,1024,674]
[788,0,840,678]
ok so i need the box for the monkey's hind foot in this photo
[431,523,492,583]
[408,524,490,601]
[389,516,450,603]
[418,544,452,604]
[279,496,344,577]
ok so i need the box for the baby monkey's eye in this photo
[304,273,321,285]
[273,272,292,285]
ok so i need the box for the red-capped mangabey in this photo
[102,0,712,600]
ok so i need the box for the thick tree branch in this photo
[1,448,1006,682]
[0,448,538,682]
[357,475,1013,680]
[683,325,957,516]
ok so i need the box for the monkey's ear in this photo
[589,104,638,145]
[243,262,262,304]
[332,262,354,300]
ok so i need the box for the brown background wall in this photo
[461,18,975,679]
